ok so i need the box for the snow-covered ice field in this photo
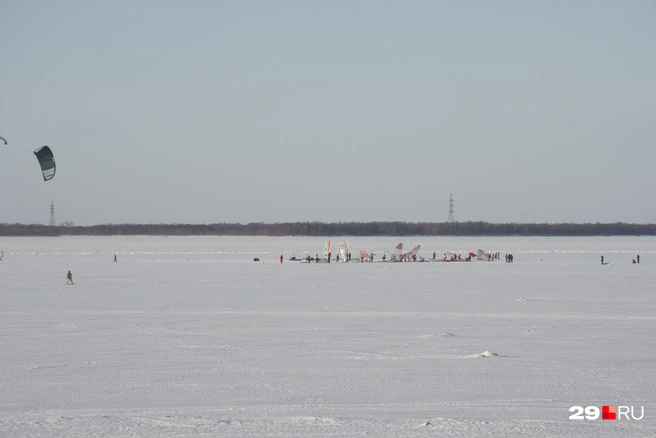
[1,236,654,437]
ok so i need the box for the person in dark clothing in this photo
[66,270,73,285]
[113,254,117,262]
[280,255,283,264]
[637,254,640,264]
[601,255,604,265]
[316,254,319,263]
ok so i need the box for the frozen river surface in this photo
[0,236,655,437]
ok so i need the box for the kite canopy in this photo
[33,146,56,181]
[0,134,6,145]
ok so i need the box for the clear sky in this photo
[1,1,654,226]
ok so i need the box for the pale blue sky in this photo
[1,1,654,225]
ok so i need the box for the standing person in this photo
[113,254,118,262]
[280,255,283,264]
[66,270,73,285]
[637,254,640,264]
[601,255,604,265]
[316,254,319,263]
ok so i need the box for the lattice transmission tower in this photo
[447,194,455,223]
[49,201,57,226]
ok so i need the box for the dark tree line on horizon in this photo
[1,221,655,237]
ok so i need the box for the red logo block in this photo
[602,406,616,420]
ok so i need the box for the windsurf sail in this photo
[359,249,369,261]
[33,146,56,181]
[0,252,3,260]
[399,244,421,261]
[477,249,490,261]
[323,240,331,259]
[392,242,403,261]
[339,240,349,261]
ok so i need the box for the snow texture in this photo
[0,236,654,437]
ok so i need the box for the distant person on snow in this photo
[601,255,604,265]
[66,270,74,285]
[280,255,283,264]
[113,254,117,262]
[637,254,640,264]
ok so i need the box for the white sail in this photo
[393,242,403,261]
[339,240,349,261]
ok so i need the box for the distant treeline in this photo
[1,222,655,237]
